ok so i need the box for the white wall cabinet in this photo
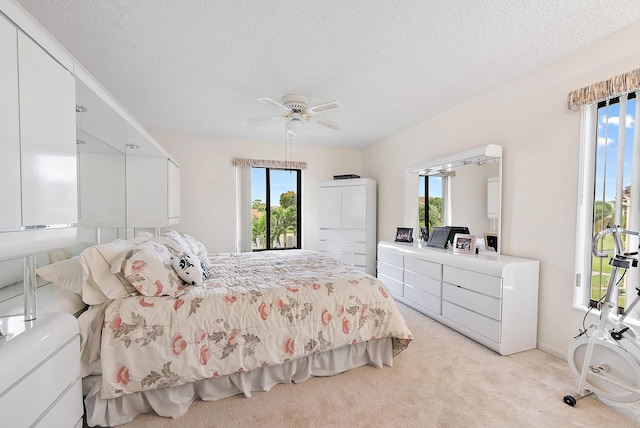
[18,31,77,227]
[127,156,180,228]
[0,15,21,231]
[0,14,76,260]
[319,178,376,275]
[377,241,539,355]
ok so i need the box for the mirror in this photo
[409,145,502,254]
[75,79,127,243]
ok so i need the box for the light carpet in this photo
[120,303,640,427]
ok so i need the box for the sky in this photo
[251,168,298,207]
[596,98,636,202]
[418,175,443,199]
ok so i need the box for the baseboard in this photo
[537,341,567,360]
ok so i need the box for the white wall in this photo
[363,20,640,358]
[151,131,363,253]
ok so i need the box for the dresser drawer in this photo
[442,283,501,320]
[404,284,441,314]
[1,335,81,427]
[318,240,366,254]
[325,251,366,266]
[319,228,366,242]
[377,261,403,282]
[443,266,502,298]
[442,301,501,343]
[405,256,441,280]
[378,248,403,268]
[405,270,441,297]
[36,377,83,428]
[378,273,403,297]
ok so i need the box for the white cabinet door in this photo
[0,17,21,230]
[127,156,169,228]
[341,185,367,229]
[78,152,126,228]
[319,186,342,229]
[18,32,76,227]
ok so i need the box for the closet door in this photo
[0,16,21,229]
[18,31,76,227]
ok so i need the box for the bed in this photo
[35,230,413,427]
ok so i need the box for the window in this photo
[251,167,301,250]
[418,175,445,238]
[576,92,639,315]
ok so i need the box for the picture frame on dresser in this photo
[452,233,475,254]
[395,227,413,243]
[484,233,498,252]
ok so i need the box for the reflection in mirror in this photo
[409,145,502,254]
[418,175,445,241]
[76,79,127,244]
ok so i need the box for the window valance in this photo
[231,158,307,170]
[567,67,640,111]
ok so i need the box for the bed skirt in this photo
[84,337,394,427]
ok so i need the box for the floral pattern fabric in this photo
[101,250,412,399]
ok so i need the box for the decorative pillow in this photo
[171,253,204,286]
[36,256,84,296]
[123,241,185,297]
[79,237,149,305]
[179,232,208,262]
[160,229,191,254]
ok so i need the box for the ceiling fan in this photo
[242,94,342,135]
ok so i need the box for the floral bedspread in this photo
[101,250,412,399]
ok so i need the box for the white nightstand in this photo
[0,312,83,427]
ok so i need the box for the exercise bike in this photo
[564,225,640,406]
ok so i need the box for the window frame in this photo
[574,92,639,316]
[251,167,302,251]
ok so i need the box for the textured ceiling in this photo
[14,0,640,149]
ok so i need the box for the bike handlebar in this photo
[592,226,640,259]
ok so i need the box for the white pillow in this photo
[35,256,84,296]
[79,237,149,305]
[180,232,208,262]
[171,253,204,286]
[160,229,191,254]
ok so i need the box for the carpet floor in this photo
[120,302,640,427]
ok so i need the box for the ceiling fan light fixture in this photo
[286,117,306,136]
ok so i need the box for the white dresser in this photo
[377,241,539,355]
[0,312,83,427]
[318,178,377,275]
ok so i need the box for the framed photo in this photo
[452,233,476,254]
[484,233,498,252]
[395,227,413,243]
[420,226,429,242]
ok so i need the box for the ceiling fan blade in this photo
[307,100,342,114]
[242,116,282,124]
[312,117,341,130]
[257,97,290,111]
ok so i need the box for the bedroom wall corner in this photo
[151,131,364,252]
[362,19,640,359]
